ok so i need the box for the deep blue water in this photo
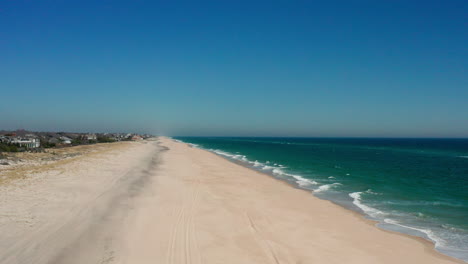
[174,137,468,261]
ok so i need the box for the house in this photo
[108,133,128,141]
[48,138,61,144]
[85,133,97,141]
[64,133,80,139]
[79,133,97,141]
[9,137,41,149]
[59,136,72,144]
[131,135,143,141]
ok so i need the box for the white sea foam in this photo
[195,143,338,205]
[253,161,262,167]
[211,150,248,163]
[272,168,283,174]
[212,149,232,157]
[232,154,245,160]
[328,176,335,179]
[210,149,281,174]
[314,183,341,193]
[383,218,446,247]
[365,189,380,195]
[291,175,318,186]
[349,191,385,218]
[269,168,317,185]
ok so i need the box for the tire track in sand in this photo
[166,205,186,264]
[245,213,294,264]
[166,175,202,264]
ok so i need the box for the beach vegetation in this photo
[97,136,116,143]
[71,139,84,146]
[40,141,56,148]
[0,143,19,152]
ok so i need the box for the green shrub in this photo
[71,139,84,146]
[0,143,19,152]
[97,137,116,143]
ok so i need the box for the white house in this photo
[85,134,97,140]
[60,136,72,144]
[9,137,41,148]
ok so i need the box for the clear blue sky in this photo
[1,0,467,137]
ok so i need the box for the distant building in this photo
[86,134,97,140]
[65,133,80,139]
[9,137,41,148]
[80,133,97,141]
[131,135,143,141]
[48,138,61,144]
[59,136,72,144]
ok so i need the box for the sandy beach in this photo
[0,137,462,263]
[0,140,162,264]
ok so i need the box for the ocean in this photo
[174,137,468,261]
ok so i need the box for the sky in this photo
[1,0,467,137]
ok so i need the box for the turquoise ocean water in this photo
[174,137,468,261]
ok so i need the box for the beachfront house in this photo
[59,136,72,144]
[131,135,143,141]
[9,137,41,149]
[79,133,97,141]
[48,138,61,144]
[85,133,97,141]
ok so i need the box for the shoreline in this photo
[0,137,463,263]
[177,138,464,263]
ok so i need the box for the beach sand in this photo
[0,137,462,263]
[0,140,162,264]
